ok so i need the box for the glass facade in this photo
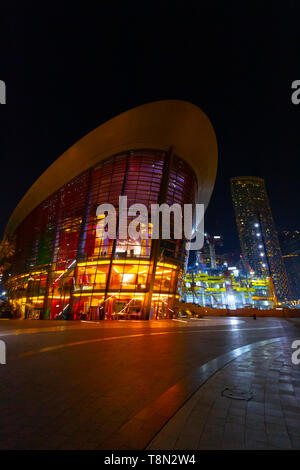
[6,150,197,320]
[279,230,300,300]
[230,176,291,301]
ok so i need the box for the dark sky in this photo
[1,2,299,253]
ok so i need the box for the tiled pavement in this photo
[0,318,299,449]
[148,339,300,450]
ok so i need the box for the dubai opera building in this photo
[4,100,217,320]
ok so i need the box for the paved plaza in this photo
[0,316,299,449]
[148,337,300,450]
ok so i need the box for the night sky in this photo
[1,2,299,254]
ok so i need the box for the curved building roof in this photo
[5,100,218,236]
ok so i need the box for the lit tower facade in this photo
[230,176,290,301]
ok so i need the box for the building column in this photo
[103,154,130,316]
[145,147,174,319]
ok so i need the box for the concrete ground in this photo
[0,316,299,449]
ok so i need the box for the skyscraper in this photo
[279,230,300,300]
[230,176,290,302]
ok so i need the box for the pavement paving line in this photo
[0,321,283,338]
[0,326,73,336]
[10,325,285,360]
[95,336,284,450]
[146,337,289,451]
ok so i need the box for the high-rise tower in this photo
[230,176,290,301]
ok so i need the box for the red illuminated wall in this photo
[6,150,197,320]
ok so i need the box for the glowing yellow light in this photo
[152,293,175,298]
[155,271,172,276]
[77,260,110,266]
[51,296,70,300]
[157,262,177,269]
[112,259,150,266]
